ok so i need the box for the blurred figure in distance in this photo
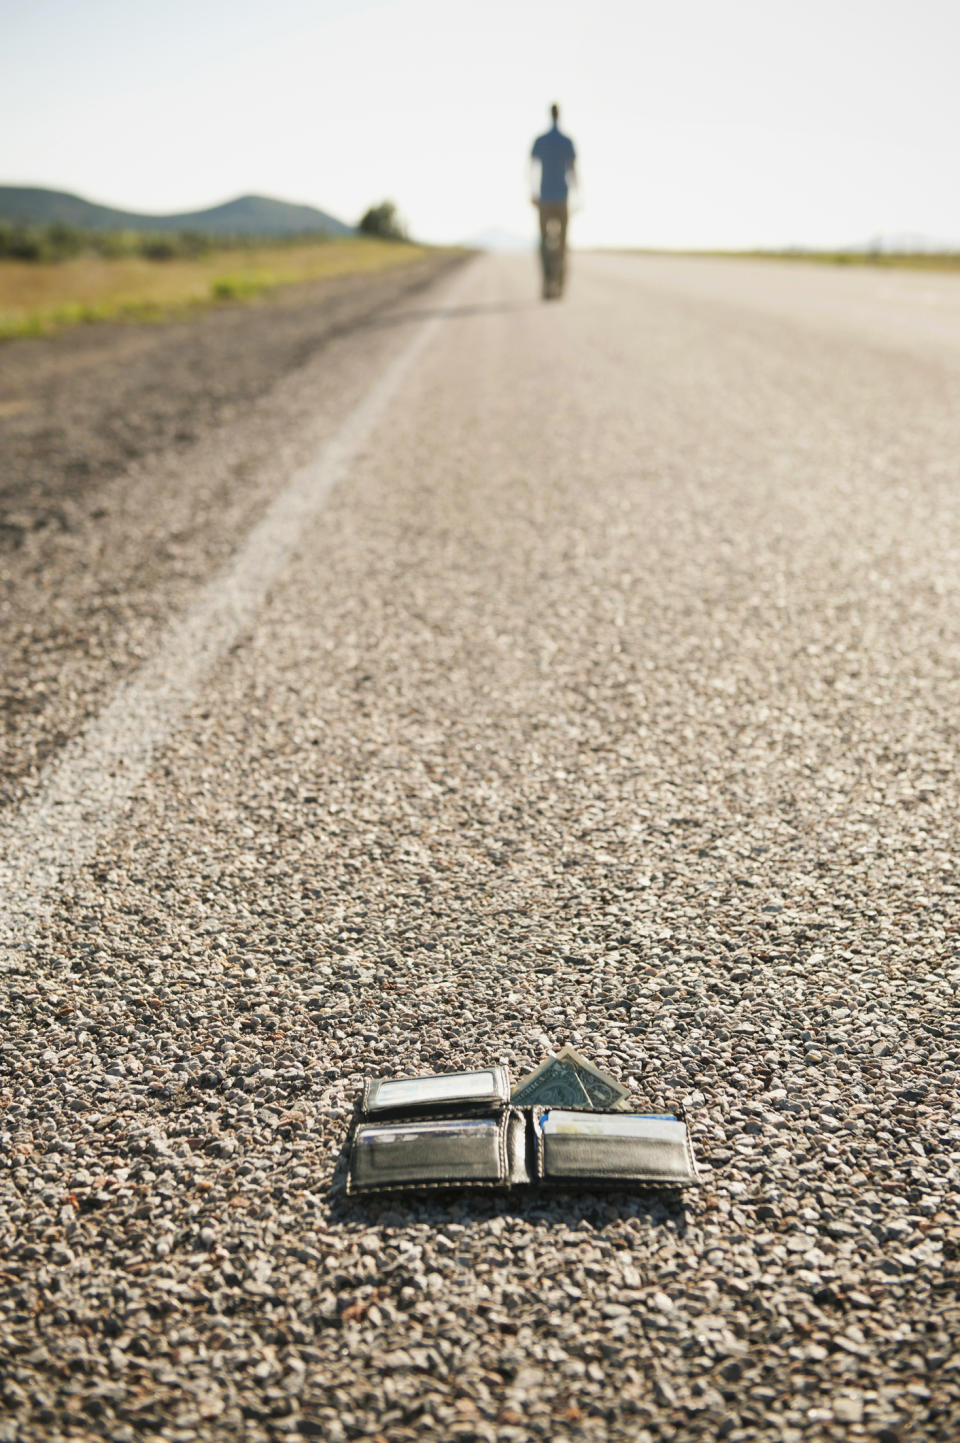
[530,103,578,299]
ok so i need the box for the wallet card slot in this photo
[363,1066,510,1116]
[536,1109,698,1186]
[348,1115,507,1193]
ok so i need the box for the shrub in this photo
[0,225,43,260]
[175,230,213,258]
[46,223,88,259]
[211,274,270,302]
[139,236,179,261]
[95,230,139,259]
[358,201,407,241]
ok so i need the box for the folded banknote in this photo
[511,1047,631,1110]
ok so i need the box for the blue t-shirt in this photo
[532,125,576,203]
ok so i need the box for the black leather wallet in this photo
[346,1070,699,1195]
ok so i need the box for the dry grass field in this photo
[658,248,960,271]
[715,248,960,270]
[0,236,431,339]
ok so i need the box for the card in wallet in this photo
[350,1115,510,1193]
[363,1065,510,1116]
[534,1108,698,1188]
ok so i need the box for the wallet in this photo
[346,1068,699,1195]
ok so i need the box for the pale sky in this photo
[2,0,958,248]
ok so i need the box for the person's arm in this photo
[567,145,580,211]
[529,156,540,205]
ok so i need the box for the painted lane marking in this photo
[0,262,477,962]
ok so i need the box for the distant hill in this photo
[0,186,354,236]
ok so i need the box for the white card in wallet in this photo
[541,1111,686,1143]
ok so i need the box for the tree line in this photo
[0,224,333,263]
[1,202,409,262]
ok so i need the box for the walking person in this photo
[530,103,578,299]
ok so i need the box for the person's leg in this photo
[539,204,566,297]
[538,204,551,297]
[538,204,550,247]
[557,204,569,290]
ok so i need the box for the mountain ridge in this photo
[0,186,354,236]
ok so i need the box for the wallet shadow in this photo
[329,1143,689,1234]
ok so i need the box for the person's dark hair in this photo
[550,103,559,123]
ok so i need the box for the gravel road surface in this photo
[2,253,959,1442]
[0,253,463,804]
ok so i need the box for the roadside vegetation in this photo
[0,221,259,263]
[669,247,960,272]
[358,201,408,241]
[0,220,430,341]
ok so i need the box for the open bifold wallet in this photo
[346,1066,699,1196]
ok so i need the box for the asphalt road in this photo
[1,253,959,1442]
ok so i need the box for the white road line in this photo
[0,261,477,963]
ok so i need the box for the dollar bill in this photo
[554,1045,632,1111]
[511,1056,591,1108]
